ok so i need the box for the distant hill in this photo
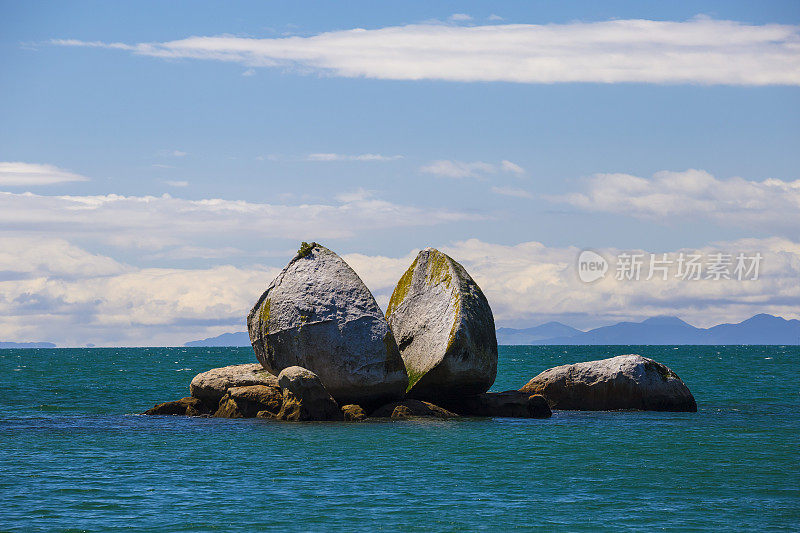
[188,314,800,347]
[0,341,57,349]
[184,332,251,347]
[703,314,800,344]
[529,314,800,345]
[496,322,582,344]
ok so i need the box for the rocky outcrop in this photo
[386,248,497,401]
[144,397,208,416]
[442,392,551,418]
[190,363,278,405]
[275,366,343,421]
[371,399,458,419]
[520,354,697,412]
[341,404,367,422]
[247,242,407,406]
[213,385,283,418]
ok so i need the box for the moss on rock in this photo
[297,241,316,258]
[386,256,418,318]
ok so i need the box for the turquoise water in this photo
[1,346,798,532]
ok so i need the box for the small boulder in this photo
[190,363,278,405]
[386,248,497,400]
[275,366,343,421]
[247,242,407,406]
[144,397,207,416]
[371,399,458,419]
[520,354,697,412]
[213,385,283,418]
[341,404,367,422]
[444,391,551,418]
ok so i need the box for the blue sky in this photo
[1,1,799,345]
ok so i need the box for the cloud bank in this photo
[0,162,89,186]
[0,189,479,253]
[2,236,798,346]
[552,169,800,237]
[53,18,800,85]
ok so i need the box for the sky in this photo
[1,0,799,346]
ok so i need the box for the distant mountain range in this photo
[495,322,583,344]
[497,314,800,345]
[0,341,57,349]
[184,313,800,347]
[184,332,251,347]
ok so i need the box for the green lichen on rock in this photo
[259,298,271,335]
[386,257,418,318]
[405,367,426,392]
[425,250,453,288]
[297,241,316,258]
[644,359,675,381]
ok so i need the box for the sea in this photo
[1,345,798,532]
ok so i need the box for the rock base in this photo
[442,391,552,418]
[371,399,459,419]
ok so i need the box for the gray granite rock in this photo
[213,385,283,418]
[248,243,407,405]
[275,366,343,421]
[144,397,208,416]
[441,391,551,419]
[371,399,459,419]
[386,248,497,400]
[189,363,278,404]
[341,404,367,422]
[520,354,697,412]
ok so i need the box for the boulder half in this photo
[247,242,407,405]
[386,248,497,400]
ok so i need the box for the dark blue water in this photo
[1,346,798,531]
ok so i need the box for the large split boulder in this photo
[190,363,278,405]
[275,366,343,421]
[386,247,497,401]
[247,242,407,406]
[520,354,697,412]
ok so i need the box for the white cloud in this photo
[421,159,526,179]
[439,238,800,329]
[491,186,533,199]
[164,180,189,187]
[0,236,275,346]
[2,235,798,345]
[242,68,256,76]
[0,189,480,252]
[52,18,800,85]
[488,14,504,21]
[420,160,495,178]
[306,153,403,161]
[0,162,89,186]
[449,13,473,22]
[500,160,525,175]
[551,169,800,236]
[158,149,187,157]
